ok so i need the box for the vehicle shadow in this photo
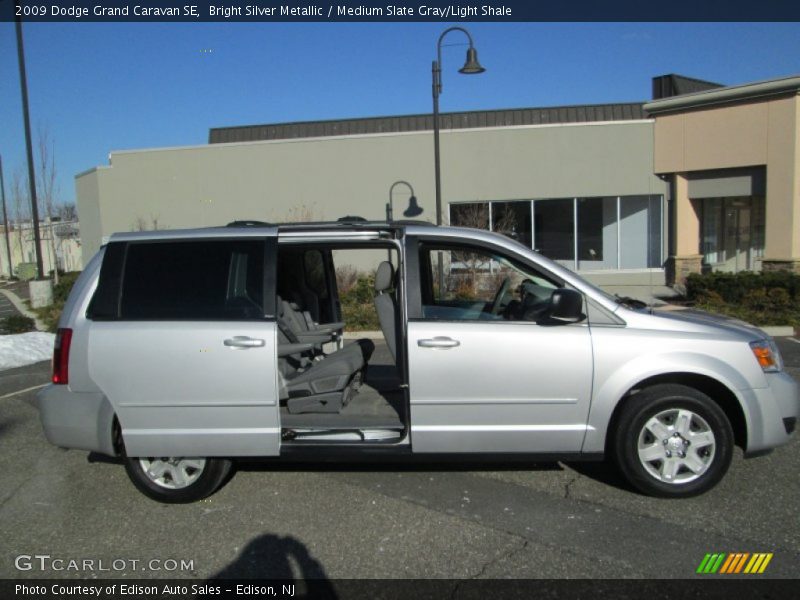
[235,458,566,475]
[206,533,337,598]
[564,460,633,492]
[0,418,19,441]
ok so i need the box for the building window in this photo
[450,195,664,272]
[450,203,489,230]
[619,195,663,269]
[577,197,618,270]
[492,201,532,248]
[533,199,575,264]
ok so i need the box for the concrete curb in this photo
[760,326,796,337]
[343,331,384,340]
[0,289,47,332]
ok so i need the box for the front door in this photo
[406,239,593,454]
[88,237,281,458]
[722,202,751,272]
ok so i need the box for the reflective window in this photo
[534,199,575,263]
[120,240,265,320]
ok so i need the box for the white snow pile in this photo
[0,332,55,371]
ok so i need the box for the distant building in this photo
[0,220,82,279]
[75,73,800,284]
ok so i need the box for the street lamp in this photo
[432,26,486,226]
[15,12,45,280]
[387,180,423,222]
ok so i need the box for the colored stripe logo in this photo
[696,553,773,574]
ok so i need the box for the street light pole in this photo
[15,13,45,280]
[0,155,14,278]
[431,26,486,226]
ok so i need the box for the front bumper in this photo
[743,371,800,455]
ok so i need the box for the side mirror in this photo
[547,288,585,323]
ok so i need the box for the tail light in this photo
[52,328,73,385]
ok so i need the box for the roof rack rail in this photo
[226,220,273,227]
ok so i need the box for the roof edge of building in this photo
[644,74,800,114]
[208,102,647,144]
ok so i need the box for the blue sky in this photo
[1,22,799,207]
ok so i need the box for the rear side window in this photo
[89,240,268,321]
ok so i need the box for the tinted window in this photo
[120,240,265,320]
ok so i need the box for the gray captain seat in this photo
[373,261,397,362]
[277,321,366,414]
[277,296,374,365]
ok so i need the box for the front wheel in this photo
[613,384,734,498]
[124,455,232,503]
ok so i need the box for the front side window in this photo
[119,240,265,320]
[420,243,560,322]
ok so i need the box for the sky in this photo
[1,22,799,208]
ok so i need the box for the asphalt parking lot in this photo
[1,338,798,581]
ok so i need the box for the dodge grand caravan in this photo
[37,220,798,502]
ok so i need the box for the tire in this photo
[123,454,232,503]
[612,384,734,498]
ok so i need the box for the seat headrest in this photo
[374,261,394,292]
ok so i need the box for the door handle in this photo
[224,336,265,349]
[417,336,460,349]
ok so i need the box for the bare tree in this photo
[37,126,60,282]
[442,203,519,299]
[56,203,77,221]
[133,215,161,231]
[283,204,318,223]
[11,167,28,266]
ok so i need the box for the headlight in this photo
[750,339,783,373]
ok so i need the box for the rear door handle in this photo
[224,336,265,349]
[417,336,460,349]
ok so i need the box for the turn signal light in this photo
[749,340,781,373]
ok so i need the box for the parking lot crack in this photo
[451,538,529,593]
[563,473,581,499]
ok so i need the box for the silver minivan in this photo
[37,220,798,502]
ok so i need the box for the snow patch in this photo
[0,332,55,371]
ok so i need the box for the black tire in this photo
[612,384,734,498]
[123,455,232,503]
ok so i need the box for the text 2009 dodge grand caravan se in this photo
[37,220,798,503]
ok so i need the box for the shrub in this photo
[33,271,82,333]
[687,270,800,327]
[339,272,380,331]
[686,271,800,304]
[53,272,82,305]
[1,315,36,334]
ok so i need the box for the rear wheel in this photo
[124,455,232,503]
[613,384,733,498]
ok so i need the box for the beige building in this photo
[0,220,82,279]
[75,73,800,284]
[645,75,800,280]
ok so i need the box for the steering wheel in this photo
[489,277,511,315]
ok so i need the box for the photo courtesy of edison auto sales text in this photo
[15,584,297,596]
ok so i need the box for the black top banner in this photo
[2,0,800,22]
